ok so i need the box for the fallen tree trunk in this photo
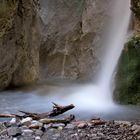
[39,114,75,125]
[0,114,22,120]
[0,103,75,120]
[0,114,16,118]
[19,103,75,119]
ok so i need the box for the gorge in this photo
[0,0,140,120]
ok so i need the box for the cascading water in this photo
[65,0,131,111]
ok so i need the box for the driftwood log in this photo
[18,103,75,119]
[0,103,75,122]
[39,114,75,125]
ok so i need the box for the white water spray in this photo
[65,0,131,111]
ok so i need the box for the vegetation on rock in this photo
[116,37,140,105]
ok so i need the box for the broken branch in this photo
[19,103,75,119]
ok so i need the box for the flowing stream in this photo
[0,0,140,120]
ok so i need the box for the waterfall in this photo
[66,0,131,111]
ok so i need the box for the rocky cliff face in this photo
[39,0,112,80]
[0,0,41,89]
[131,0,140,35]
[0,0,121,89]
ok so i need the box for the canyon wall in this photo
[131,0,140,35]
[0,0,41,89]
[39,0,112,80]
[1,0,135,89]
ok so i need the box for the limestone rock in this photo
[39,0,112,80]
[10,118,16,125]
[21,117,33,125]
[22,129,34,136]
[35,129,43,136]
[131,0,140,35]
[0,0,41,89]
[7,127,21,136]
[29,120,43,129]
[77,123,87,129]
[131,124,140,134]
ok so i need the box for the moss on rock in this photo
[116,37,140,105]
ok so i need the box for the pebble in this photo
[7,127,21,136]
[58,126,63,131]
[44,124,51,129]
[21,117,32,125]
[97,132,104,136]
[0,119,140,140]
[131,124,140,131]
[20,125,29,131]
[133,129,140,134]
[0,123,6,132]
[0,129,7,135]
[52,123,65,128]
[65,124,75,129]
[131,125,140,134]
[22,129,33,136]
[13,138,17,140]
[114,121,131,126]
[10,118,16,125]
[29,121,43,129]
[35,136,41,140]
[77,123,87,128]
[35,129,43,136]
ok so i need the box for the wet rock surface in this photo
[39,0,112,80]
[0,119,140,140]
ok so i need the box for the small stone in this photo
[13,138,18,140]
[97,132,104,136]
[21,117,32,125]
[52,123,65,128]
[131,125,140,134]
[10,118,16,125]
[137,136,140,139]
[7,127,21,136]
[91,134,97,137]
[77,123,87,129]
[47,128,56,133]
[22,129,33,136]
[65,124,75,129]
[44,124,51,129]
[35,136,41,140]
[78,129,81,133]
[29,121,43,129]
[35,130,43,136]
[133,129,140,134]
[53,133,61,138]
[3,121,11,127]
[114,121,131,126]
[0,123,6,132]
[0,129,7,135]
[20,125,29,131]
[131,125,140,131]
[58,126,63,131]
